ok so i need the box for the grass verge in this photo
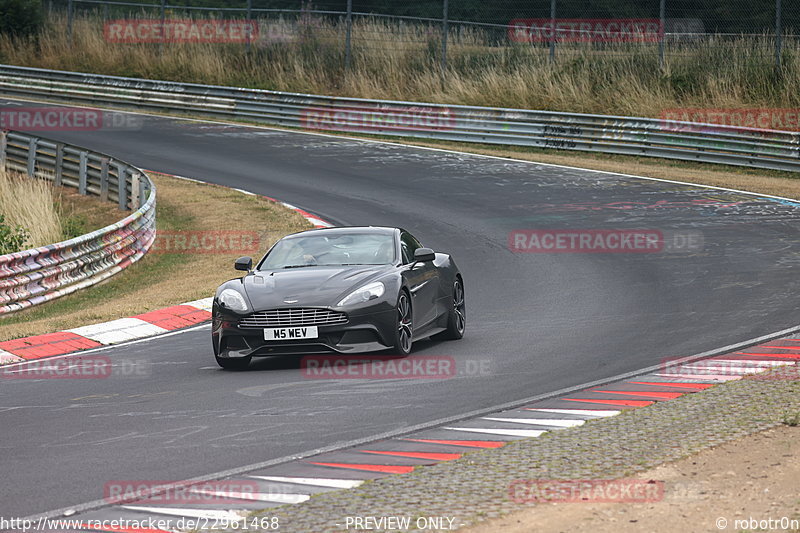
[0,172,310,341]
[0,169,61,249]
[2,13,800,117]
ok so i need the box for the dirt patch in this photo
[462,425,800,533]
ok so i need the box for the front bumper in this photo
[212,303,397,357]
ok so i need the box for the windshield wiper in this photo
[281,264,318,269]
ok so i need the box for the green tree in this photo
[0,214,29,255]
[0,0,43,38]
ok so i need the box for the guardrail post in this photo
[117,164,128,210]
[131,173,141,210]
[54,143,64,187]
[100,157,110,201]
[0,131,6,173]
[159,0,166,56]
[79,151,88,195]
[658,0,666,70]
[27,138,37,177]
[345,0,353,70]
[67,0,74,44]
[138,174,146,207]
[548,0,556,63]
[775,0,783,69]
[441,0,448,78]
[246,0,253,53]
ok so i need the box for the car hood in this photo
[242,265,391,309]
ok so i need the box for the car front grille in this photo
[238,308,348,329]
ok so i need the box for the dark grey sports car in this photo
[211,226,465,369]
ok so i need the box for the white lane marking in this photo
[121,506,246,521]
[674,365,767,374]
[482,417,585,428]
[249,475,363,489]
[183,297,214,312]
[306,217,334,228]
[525,408,621,417]
[67,318,169,345]
[709,359,792,366]
[443,427,547,438]
[189,488,310,504]
[0,349,24,365]
[653,373,741,381]
[232,188,256,196]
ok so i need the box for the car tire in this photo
[434,277,465,341]
[391,290,413,355]
[215,355,252,370]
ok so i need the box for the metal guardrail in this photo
[0,129,156,315]
[0,63,798,173]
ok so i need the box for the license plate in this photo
[264,326,319,341]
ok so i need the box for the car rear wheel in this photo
[435,277,465,340]
[215,355,252,370]
[391,291,413,355]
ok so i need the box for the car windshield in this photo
[259,233,396,269]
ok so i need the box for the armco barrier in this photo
[0,129,155,315]
[1,63,799,172]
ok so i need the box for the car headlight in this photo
[337,281,385,307]
[218,288,248,312]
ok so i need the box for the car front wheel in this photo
[435,277,465,340]
[391,290,413,355]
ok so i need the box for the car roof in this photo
[283,226,399,239]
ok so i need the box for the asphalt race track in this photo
[3,100,800,517]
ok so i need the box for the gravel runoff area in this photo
[244,368,800,532]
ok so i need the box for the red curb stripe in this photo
[592,389,685,400]
[308,462,415,474]
[0,332,101,359]
[628,382,715,390]
[134,305,212,331]
[564,398,654,407]
[760,345,800,350]
[360,450,462,461]
[736,352,800,359]
[401,438,506,448]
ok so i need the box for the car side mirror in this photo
[413,248,435,263]
[234,256,253,272]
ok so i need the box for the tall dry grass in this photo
[1,13,799,116]
[0,170,62,250]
